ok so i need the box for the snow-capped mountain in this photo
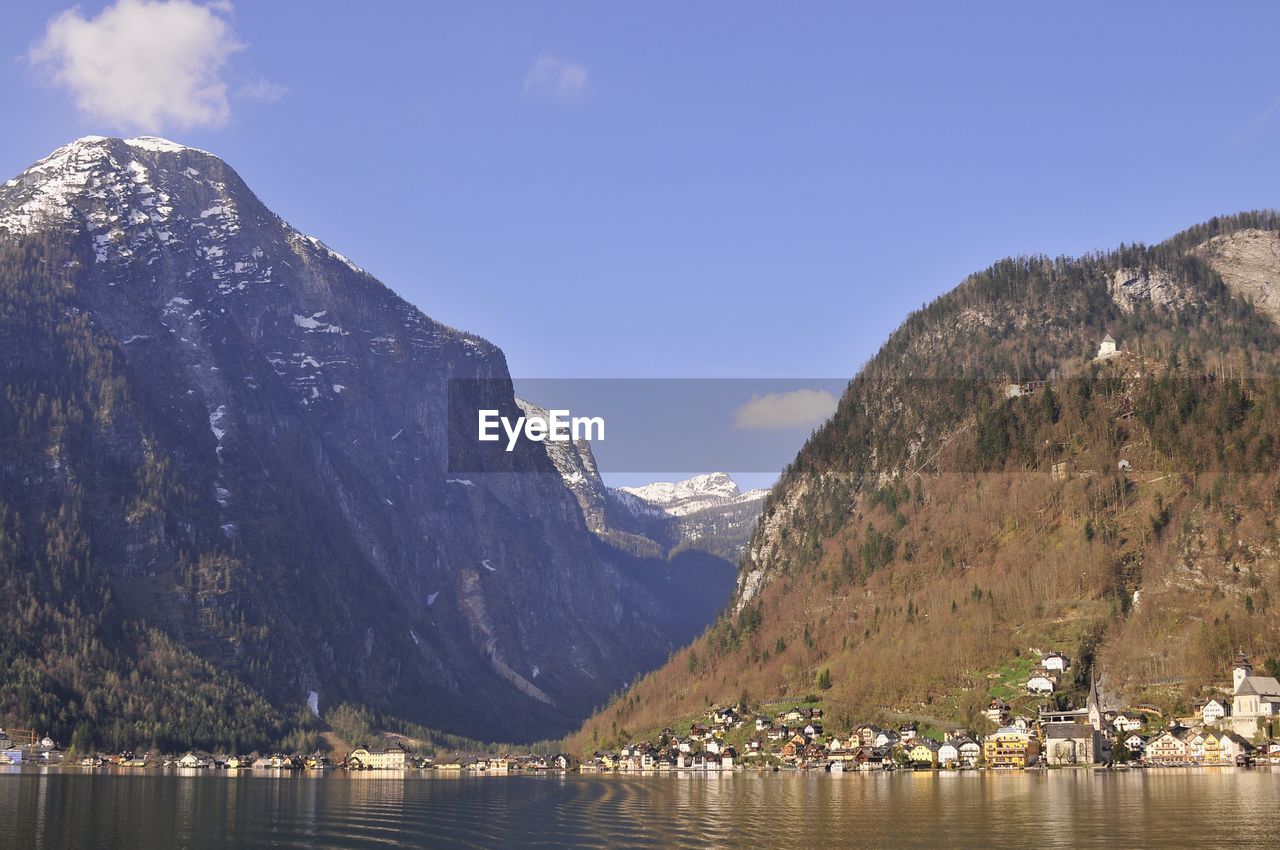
[515,420,768,561]
[618,472,768,517]
[0,136,734,743]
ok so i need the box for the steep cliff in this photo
[0,136,732,745]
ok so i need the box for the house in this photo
[873,730,900,749]
[1122,734,1146,756]
[720,747,736,770]
[1184,730,1207,762]
[853,724,882,748]
[1096,334,1118,359]
[1230,654,1280,737]
[984,698,1011,725]
[907,740,939,768]
[345,743,408,770]
[1145,730,1189,765]
[983,727,1039,768]
[1197,698,1230,726]
[958,739,982,767]
[1027,673,1056,694]
[1042,652,1069,673]
[1112,712,1144,733]
[176,753,210,769]
[1203,731,1253,765]
[1042,723,1100,766]
[937,739,960,768]
[898,723,918,743]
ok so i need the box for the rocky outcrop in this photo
[1194,228,1280,325]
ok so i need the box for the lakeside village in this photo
[3,652,1279,774]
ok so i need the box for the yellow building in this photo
[907,742,939,768]
[983,727,1039,768]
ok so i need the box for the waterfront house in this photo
[958,739,982,767]
[937,739,959,767]
[908,740,939,768]
[983,727,1039,768]
[1184,730,1207,762]
[346,743,408,770]
[1203,731,1253,765]
[1145,730,1189,764]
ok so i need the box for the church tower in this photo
[1087,672,1102,731]
[1233,651,1253,692]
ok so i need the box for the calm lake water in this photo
[2,766,1279,848]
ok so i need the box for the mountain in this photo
[517,413,767,564]
[619,473,767,517]
[0,136,733,748]
[568,212,1280,750]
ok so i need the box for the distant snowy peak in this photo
[619,473,767,517]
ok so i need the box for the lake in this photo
[2,766,1278,848]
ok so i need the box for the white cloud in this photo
[238,77,287,104]
[523,53,588,101]
[30,0,244,131]
[733,389,839,430]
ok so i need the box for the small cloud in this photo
[29,0,243,131]
[733,389,839,430]
[238,77,287,104]
[523,53,588,101]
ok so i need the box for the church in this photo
[1230,653,1280,738]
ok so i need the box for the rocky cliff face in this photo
[0,136,732,742]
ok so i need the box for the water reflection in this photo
[0,768,1277,849]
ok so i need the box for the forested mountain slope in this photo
[570,213,1280,749]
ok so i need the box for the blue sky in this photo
[4,2,1280,486]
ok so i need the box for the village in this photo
[3,651,1279,774]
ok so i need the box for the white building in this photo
[1042,652,1068,673]
[1027,674,1056,694]
[1230,653,1280,736]
[1096,334,1118,359]
[1200,698,1229,726]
